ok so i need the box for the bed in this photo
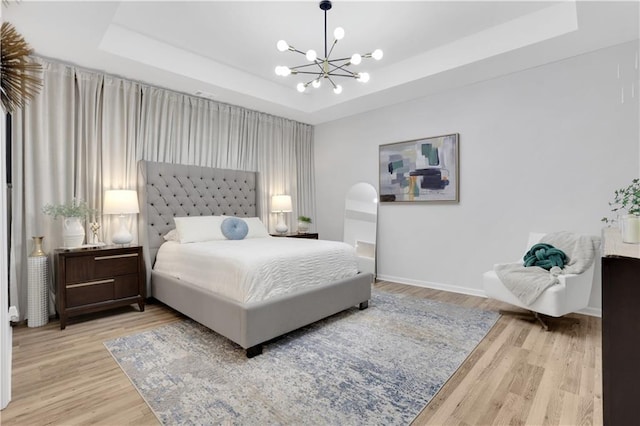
[137,160,372,357]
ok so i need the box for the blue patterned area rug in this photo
[104,290,499,425]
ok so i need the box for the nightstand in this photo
[270,233,319,239]
[55,245,146,329]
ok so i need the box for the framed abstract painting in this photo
[379,133,459,203]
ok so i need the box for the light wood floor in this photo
[1,281,602,425]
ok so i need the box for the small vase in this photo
[30,236,46,256]
[621,214,640,244]
[63,217,85,248]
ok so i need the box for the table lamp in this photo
[103,189,139,245]
[271,195,292,234]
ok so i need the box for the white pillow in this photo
[243,217,271,238]
[173,215,227,243]
[163,229,179,242]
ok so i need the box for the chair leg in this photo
[498,309,573,331]
[533,312,549,331]
[499,309,547,330]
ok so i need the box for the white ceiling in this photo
[2,1,639,124]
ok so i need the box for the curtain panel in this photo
[10,57,315,321]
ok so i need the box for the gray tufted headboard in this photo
[137,161,258,278]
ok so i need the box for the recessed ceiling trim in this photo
[370,1,579,93]
[98,23,318,113]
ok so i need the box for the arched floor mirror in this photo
[343,183,378,277]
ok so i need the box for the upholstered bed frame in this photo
[137,160,372,357]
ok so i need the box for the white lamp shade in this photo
[271,195,292,212]
[103,190,140,215]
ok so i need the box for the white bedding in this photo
[154,237,359,303]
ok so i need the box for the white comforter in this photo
[154,237,359,303]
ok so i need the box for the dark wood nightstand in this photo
[270,233,319,239]
[55,245,146,329]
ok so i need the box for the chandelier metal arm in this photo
[289,48,308,56]
[330,64,357,77]
[312,60,325,73]
[326,56,352,63]
[294,71,329,76]
[327,39,338,59]
[326,60,357,77]
[327,76,340,89]
[329,70,357,78]
[289,63,321,71]
[292,71,357,78]
[329,72,358,78]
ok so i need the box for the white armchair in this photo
[483,232,596,330]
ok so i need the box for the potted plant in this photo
[297,215,312,234]
[43,199,97,248]
[602,178,640,243]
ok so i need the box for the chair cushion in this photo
[484,270,566,316]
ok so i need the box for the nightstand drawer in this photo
[65,252,139,283]
[66,279,115,307]
[114,274,140,299]
[66,274,139,307]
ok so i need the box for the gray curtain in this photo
[10,57,315,321]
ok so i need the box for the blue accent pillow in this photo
[221,217,249,240]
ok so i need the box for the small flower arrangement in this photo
[298,215,312,224]
[601,178,640,224]
[42,199,96,219]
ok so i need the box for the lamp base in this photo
[275,212,288,234]
[112,215,133,245]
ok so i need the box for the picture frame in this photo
[379,133,459,203]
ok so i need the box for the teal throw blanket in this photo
[523,243,568,270]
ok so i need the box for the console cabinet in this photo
[55,245,145,329]
[601,228,640,425]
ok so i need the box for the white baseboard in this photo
[376,274,487,298]
[376,274,602,318]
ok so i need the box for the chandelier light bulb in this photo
[350,53,362,65]
[312,79,321,88]
[297,82,306,93]
[277,40,289,52]
[333,27,345,40]
[306,49,317,62]
[275,66,291,76]
[333,84,343,94]
[372,49,384,60]
[357,72,370,83]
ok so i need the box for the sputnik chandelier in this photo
[274,0,383,94]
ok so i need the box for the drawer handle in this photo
[67,279,115,289]
[95,253,138,261]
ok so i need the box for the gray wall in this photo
[314,40,640,315]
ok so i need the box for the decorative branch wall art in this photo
[1,22,43,113]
